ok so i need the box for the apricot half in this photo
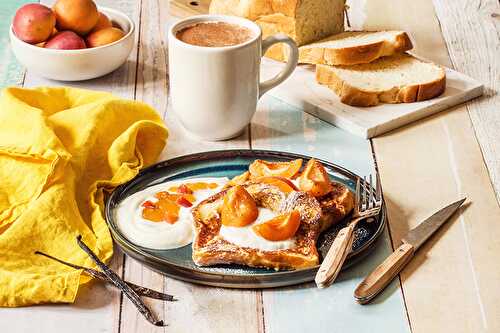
[253,210,301,241]
[297,159,333,197]
[221,185,258,227]
[253,176,298,193]
[249,159,302,179]
[227,171,250,187]
[142,198,180,224]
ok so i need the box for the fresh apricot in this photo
[45,31,86,50]
[297,159,333,197]
[90,12,112,33]
[221,185,258,227]
[253,210,301,241]
[13,3,56,44]
[53,0,99,36]
[253,176,298,193]
[86,27,125,47]
[249,159,302,179]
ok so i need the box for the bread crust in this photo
[315,57,446,107]
[192,185,322,270]
[299,31,413,66]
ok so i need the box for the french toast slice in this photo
[192,182,322,270]
[317,182,355,232]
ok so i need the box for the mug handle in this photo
[259,34,299,98]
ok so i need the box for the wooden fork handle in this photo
[315,222,357,288]
[354,243,414,304]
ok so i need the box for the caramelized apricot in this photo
[297,159,333,197]
[176,196,193,208]
[169,182,218,193]
[221,185,258,227]
[249,159,302,179]
[253,176,298,193]
[142,196,180,224]
[227,171,250,187]
[157,198,180,224]
[253,210,301,241]
[156,191,195,203]
[142,206,164,222]
[178,184,193,194]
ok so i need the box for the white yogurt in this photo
[115,177,228,250]
[219,207,296,251]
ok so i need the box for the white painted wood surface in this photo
[263,59,483,138]
[1,0,499,332]
[432,0,500,203]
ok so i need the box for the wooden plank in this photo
[118,1,260,332]
[0,1,140,332]
[432,0,500,202]
[252,96,411,332]
[363,0,500,331]
[0,0,30,87]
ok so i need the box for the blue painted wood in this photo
[0,0,29,88]
[253,95,411,333]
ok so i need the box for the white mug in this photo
[168,15,298,141]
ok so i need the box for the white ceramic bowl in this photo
[9,7,135,81]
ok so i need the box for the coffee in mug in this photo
[176,22,254,47]
[169,15,299,141]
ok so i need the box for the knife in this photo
[353,198,466,304]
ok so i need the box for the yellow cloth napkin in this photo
[0,87,168,307]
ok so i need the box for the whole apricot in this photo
[53,0,99,35]
[90,12,112,33]
[86,27,125,48]
[13,3,56,44]
[45,31,86,50]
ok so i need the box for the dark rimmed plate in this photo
[105,150,386,288]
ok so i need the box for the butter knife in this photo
[354,198,466,304]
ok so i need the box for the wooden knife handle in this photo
[354,243,414,304]
[315,222,356,288]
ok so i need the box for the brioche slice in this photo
[299,31,413,65]
[316,53,446,106]
[192,182,322,270]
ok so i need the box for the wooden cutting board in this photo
[167,1,484,138]
[169,0,209,17]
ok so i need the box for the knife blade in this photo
[353,198,466,304]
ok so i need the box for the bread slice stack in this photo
[302,31,446,106]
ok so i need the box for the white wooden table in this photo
[0,0,499,332]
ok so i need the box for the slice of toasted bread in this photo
[192,182,322,270]
[299,31,413,65]
[317,182,355,232]
[316,53,446,106]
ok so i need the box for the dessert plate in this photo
[105,150,386,288]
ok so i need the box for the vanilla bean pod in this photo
[76,235,165,327]
[35,251,175,302]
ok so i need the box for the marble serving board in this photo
[261,59,484,138]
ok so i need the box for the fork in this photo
[315,172,383,288]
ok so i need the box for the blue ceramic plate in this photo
[105,150,386,288]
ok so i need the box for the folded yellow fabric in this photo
[0,87,168,307]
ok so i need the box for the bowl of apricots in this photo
[9,0,134,81]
